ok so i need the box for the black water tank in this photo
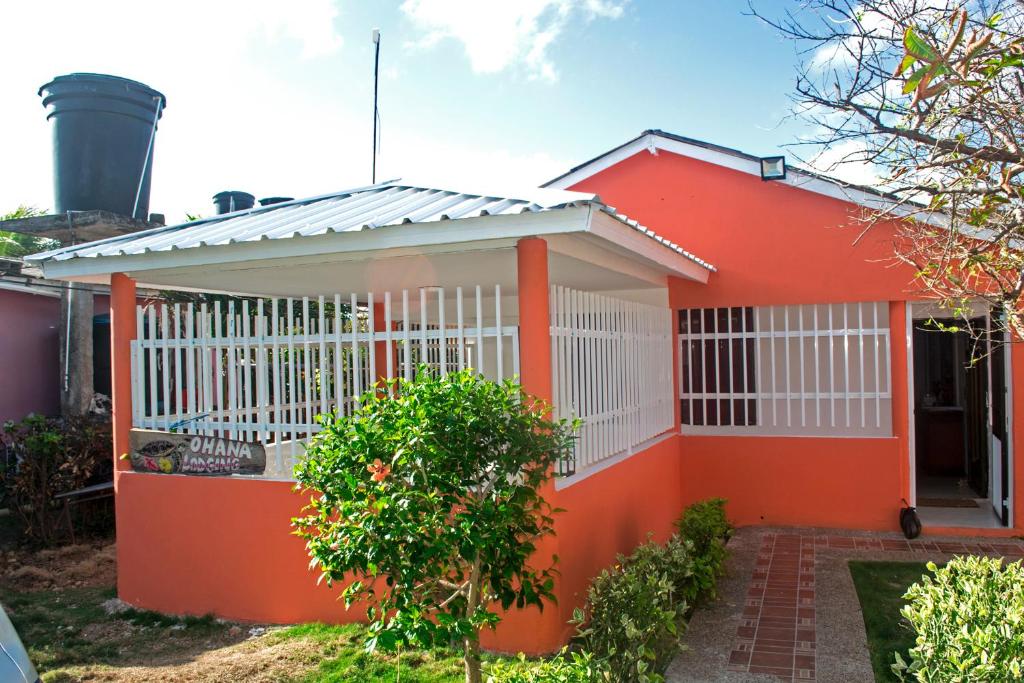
[39,73,166,219]
[259,196,294,206]
[213,191,255,215]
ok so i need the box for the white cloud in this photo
[400,0,626,82]
[806,140,883,187]
[377,130,569,196]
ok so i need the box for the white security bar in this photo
[131,286,519,479]
[550,286,675,476]
[678,302,893,437]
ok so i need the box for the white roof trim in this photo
[0,278,62,298]
[545,131,926,217]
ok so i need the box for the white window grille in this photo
[131,286,518,478]
[679,303,892,437]
[550,286,675,476]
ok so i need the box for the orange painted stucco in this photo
[678,435,901,530]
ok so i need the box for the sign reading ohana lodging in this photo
[128,429,266,476]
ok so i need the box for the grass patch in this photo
[0,582,509,682]
[849,560,935,683]
[1,584,226,675]
[269,623,513,682]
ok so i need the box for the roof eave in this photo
[544,130,941,220]
[34,207,598,281]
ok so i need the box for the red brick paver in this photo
[728,534,816,681]
[726,532,1024,682]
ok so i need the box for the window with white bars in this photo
[679,303,892,436]
[550,286,675,476]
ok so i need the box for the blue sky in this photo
[0,1,820,223]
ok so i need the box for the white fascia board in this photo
[546,132,926,218]
[585,210,710,284]
[0,279,62,298]
[37,207,594,281]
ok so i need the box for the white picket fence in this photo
[549,286,675,476]
[131,286,519,478]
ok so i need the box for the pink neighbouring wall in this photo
[0,288,60,423]
[0,287,112,423]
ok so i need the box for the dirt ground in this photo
[1,540,117,592]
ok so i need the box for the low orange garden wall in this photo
[116,472,354,625]
[679,435,903,531]
[115,435,687,655]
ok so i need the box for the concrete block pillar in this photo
[110,273,136,488]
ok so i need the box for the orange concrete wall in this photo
[116,435,683,653]
[566,149,916,309]
[116,472,355,624]
[551,435,682,639]
[678,436,901,530]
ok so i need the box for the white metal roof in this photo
[28,181,714,272]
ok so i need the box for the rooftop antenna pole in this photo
[371,28,381,184]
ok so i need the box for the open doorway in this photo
[912,312,1009,528]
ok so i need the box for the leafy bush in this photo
[572,498,733,682]
[894,556,1024,681]
[572,551,685,683]
[675,498,732,604]
[0,414,111,545]
[487,649,609,682]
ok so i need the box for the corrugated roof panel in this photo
[28,182,715,272]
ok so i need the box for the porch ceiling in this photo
[72,238,672,300]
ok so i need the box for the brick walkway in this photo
[725,532,1024,682]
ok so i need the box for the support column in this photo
[484,237,564,653]
[110,273,137,488]
[516,237,552,403]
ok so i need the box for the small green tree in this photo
[292,369,577,683]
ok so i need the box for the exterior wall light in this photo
[760,156,786,181]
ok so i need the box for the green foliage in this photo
[674,498,732,604]
[849,560,934,683]
[486,649,609,682]
[894,556,1024,681]
[1,414,112,545]
[292,368,577,683]
[572,499,733,682]
[571,558,682,683]
[0,205,57,258]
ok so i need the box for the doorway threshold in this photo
[918,501,1004,529]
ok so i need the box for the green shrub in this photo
[487,649,609,682]
[675,498,732,603]
[571,551,685,683]
[571,498,733,682]
[627,534,697,608]
[894,556,1024,681]
[292,369,577,683]
[675,497,731,555]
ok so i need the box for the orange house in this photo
[26,130,1023,654]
